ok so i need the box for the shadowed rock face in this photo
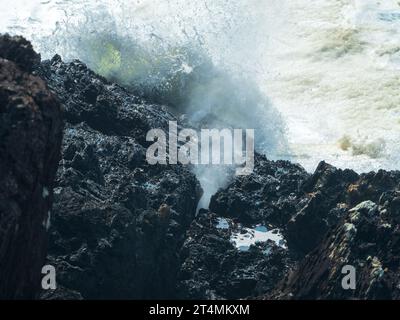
[268,196,400,300]
[0,35,63,299]
[286,161,360,257]
[178,154,306,299]
[203,154,400,300]
[177,210,291,299]
[208,157,351,259]
[37,55,202,299]
[209,154,310,228]
[266,169,400,300]
[2,34,399,300]
[0,34,40,72]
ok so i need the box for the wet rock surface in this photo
[267,171,400,300]
[200,155,400,300]
[178,154,308,299]
[0,34,40,72]
[177,210,291,299]
[2,35,400,300]
[286,161,360,257]
[37,56,202,299]
[30,52,400,299]
[0,35,63,299]
[210,154,310,228]
[208,157,360,259]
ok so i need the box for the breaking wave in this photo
[1,0,400,207]
[0,0,288,208]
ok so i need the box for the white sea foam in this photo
[216,217,230,230]
[1,0,399,208]
[230,225,287,252]
[261,0,400,172]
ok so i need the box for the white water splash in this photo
[261,0,400,172]
[1,0,399,207]
[230,225,287,252]
[0,0,286,210]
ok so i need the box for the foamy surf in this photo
[262,0,400,172]
[1,0,399,179]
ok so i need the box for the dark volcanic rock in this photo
[178,155,308,299]
[206,154,400,300]
[2,34,399,301]
[285,162,400,258]
[209,154,310,228]
[38,50,400,300]
[177,210,291,299]
[38,55,177,145]
[0,34,41,72]
[286,161,360,256]
[37,56,202,299]
[0,35,63,299]
[268,171,400,300]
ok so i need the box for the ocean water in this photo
[1,0,399,205]
[230,225,286,252]
[261,0,400,172]
[215,218,286,252]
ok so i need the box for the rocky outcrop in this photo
[37,56,202,299]
[0,35,63,299]
[177,210,291,299]
[2,34,399,300]
[37,52,400,300]
[206,154,400,300]
[0,34,40,72]
[208,157,358,258]
[286,161,360,256]
[267,170,400,300]
[177,154,305,299]
[209,154,309,228]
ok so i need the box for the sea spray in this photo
[0,0,288,209]
[2,0,398,206]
